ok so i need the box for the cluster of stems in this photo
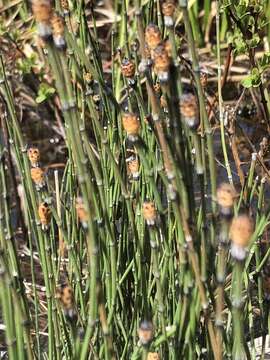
[1,0,270,359]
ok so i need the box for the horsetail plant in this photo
[1,0,270,359]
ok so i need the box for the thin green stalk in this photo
[180,0,217,212]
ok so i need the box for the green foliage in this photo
[241,67,261,88]
[17,54,38,75]
[223,0,270,90]
[227,29,247,55]
[242,52,270,88]
[246,33,260,48]
[36,83,55,103]
[259,52,270,70]
[220,0,232,11]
